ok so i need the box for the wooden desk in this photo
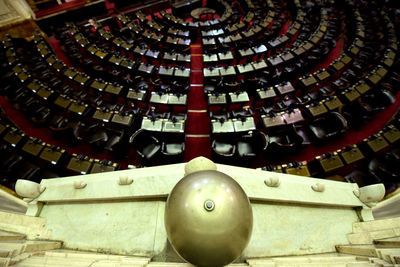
[40,146,65,165]
[219,66,236,76]
[54,96,72,109]
[3,130,25,147]
[229,92,249,103]
[237,64,254,74]
[112,113,134,127]
[67,156,93,174]
[276,82,295,95]
[204,68,220,78]
[91,80,107,91]
[366,135,389,153]
[174,68,190,78]
[105,84,123,96]
[383,126,400,144]
[91,160,118,173]
[127,90,146,101]
[22,139,45,156]
[93,109,113,122]
[257,88,276,100]
[159,66,175,76]
[69,102,88,116]
[262,114,286,128]
[141,117,163,132]
[323,97,342,111]
[208,94,227,105]
[318,154,344,173]
[233,117,256,132]
[306,103,328,117]
[283,109,304,124]
[211,120,234,133]
[340,146,364,164]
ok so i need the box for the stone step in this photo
[8,252,45,266]
[347,228,400,244]
[353,217,400,233]
[0,231,25,241]
[248,256,358,265]
[336,245,378,257]
[44,250,150,263]
[0,240,61,258]
[0,211,51,240]
[16,255,148,267]
[374,237,400,248]
[376,248,400,264]
[0,258,10,267]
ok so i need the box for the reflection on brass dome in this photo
[165,170,253,267]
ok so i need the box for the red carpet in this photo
[183,39,212,161]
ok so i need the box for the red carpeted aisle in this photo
[184,41,212,161]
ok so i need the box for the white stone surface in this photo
[243,203,358,257]
[39,200,166,257]
[36,163,364,208]
[26,159,369,258]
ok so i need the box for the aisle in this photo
[184,40,212,161]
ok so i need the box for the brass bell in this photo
[165,170,253,267]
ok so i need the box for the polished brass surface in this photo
[165,170,253,267]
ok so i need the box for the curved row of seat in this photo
[0,0,399,193]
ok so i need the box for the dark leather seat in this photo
[237,131,269,162]
[161,141,185,162]
[308,112,348,143]
[267,125,304,155]
[212,139,236,162]
[130,129,161,162]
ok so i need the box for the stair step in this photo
[0,258,10,267]
[336,245,378,257]
[353,217,400,233]
[376,248,400,264]
[44,250,149,263]
[347,228,400,244]
[17,255,149,267]
[0,230,25,241]
[8,252,45,266]
[0,240,61,258]
[374,237,400,248]
[248,256,359,265]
